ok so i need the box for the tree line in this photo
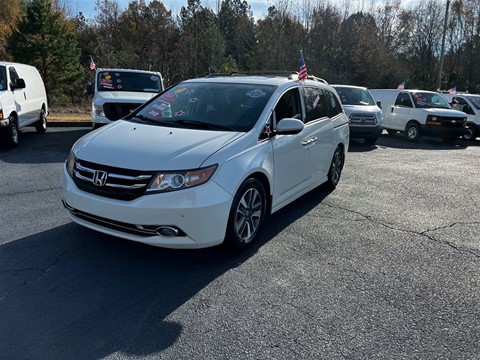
[1,0,480,107]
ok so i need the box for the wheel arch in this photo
[245,171,272,217]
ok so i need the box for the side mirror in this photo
[12,78,26,90]
[276,118,304,135]
[376,100,382,109]
[84,84,94,95]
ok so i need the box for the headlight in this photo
[93,104,104,117]
[147,165,217,193]
[0,108,3,120]
[426,115,441,126]
[66,151,76,178]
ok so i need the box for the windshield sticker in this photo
[246,89,266,98]
[148,110,161,118]
[161,93,177,100]
[313,94,320,108]
[175,87,188,94]
[150,75,157,81]
[152,103,169,112]
[189,97,199,103]
[175,110,185,116]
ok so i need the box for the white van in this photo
[85,68,164,129]
[370,89,467,143]
[445,93,480,141]
[0,62,48,148]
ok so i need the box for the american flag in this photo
[448,87,457,95]
[299,51,307,81]
[397,82,405,90]
[89,57,96,71]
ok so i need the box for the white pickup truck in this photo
[370,89,468,143]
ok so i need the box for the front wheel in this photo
[325,146,344,190]
[406,122,421,142]
[2,116,19,148]
[224,178,267,250]
[35,109,47,133]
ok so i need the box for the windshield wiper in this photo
[130,115,181,127]
[175,119,235,131]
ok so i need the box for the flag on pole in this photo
[448,87,457,95]
[89,56,96,71]
[397,82,405,90]
[298,51,308,81]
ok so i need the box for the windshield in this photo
[97,71,162,92]
[465,95,480,110]
[0,66,6,91]
[411,92,451,109]
[132,82,275,132]
[334,86,375,106]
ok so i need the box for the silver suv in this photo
[333,85,383,145]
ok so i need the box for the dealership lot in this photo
[1,127,479,359]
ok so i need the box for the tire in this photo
[326,146,344,190]
[34,109,47,133]
[405,122,421,142]
[386,129,397,136]
[224,178,267,250]
[3,116,19,148]
[463,124,477,141]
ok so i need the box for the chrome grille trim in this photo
[349,113,377,125]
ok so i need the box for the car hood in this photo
[421,108,467,117]
[94,91,158,103]
[73,120,244,170]
[342,105,381,115]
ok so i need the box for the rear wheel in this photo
[463,124,477,141]
[35,109,47,133]
[325,147,344,190]
[225,178,266,250]
[406,122,421,142]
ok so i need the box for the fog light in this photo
[156,226,179,237]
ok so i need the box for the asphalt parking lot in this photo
[1,127,479,359]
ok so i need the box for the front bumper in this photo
[62,167,233,249]
[420,125,469,138]
[349,125,383,139]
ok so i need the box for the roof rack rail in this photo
[203,70,329,84]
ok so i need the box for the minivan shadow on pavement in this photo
[0,184,333,360]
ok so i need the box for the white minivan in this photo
[85,68,164,129]
[0,62,48,148]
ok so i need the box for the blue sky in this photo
[69,0,271,19]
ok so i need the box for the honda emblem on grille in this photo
[93,170,108,186]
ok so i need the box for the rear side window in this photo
[303,86,328,123]
[325,89,342,117]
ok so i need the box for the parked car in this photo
[370,89,468,142]
[0,61,48,148]
[332,85,383,144]
[84,68,164,129]
[62,74,350,250]
[447,93,480,141]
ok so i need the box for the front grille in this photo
[440,116,466,128]
[349,113,377,125]
[73,159,154,200]
[103,102,143,120]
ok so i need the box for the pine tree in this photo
[7,0,83,104]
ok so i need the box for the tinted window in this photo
[304,86,328,122]
[325,89,342,117]
[0,66,6,91]
[8,67,19,90]
[274,89,302,123]
[97,71,162,92]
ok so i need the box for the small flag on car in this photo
[299,51,308,81]
[397,82,405,90]
[89,56,96,71]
